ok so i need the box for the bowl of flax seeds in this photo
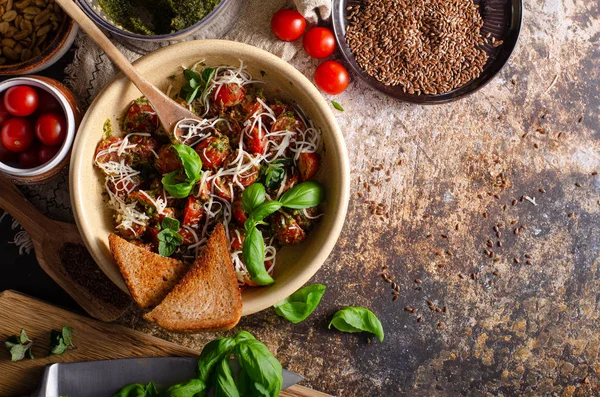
[332,0,522,103]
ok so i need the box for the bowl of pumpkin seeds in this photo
[0,0,78,75]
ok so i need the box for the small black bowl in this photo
[332,0,523,104]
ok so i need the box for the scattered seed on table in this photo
[498,241,503,247]
[458,274,465,279]
[446,250,453,257]
[483,212,488,218]
[492,271,499,276]
[592,171,598,176]
[443,306,448,313]
[417,316,423,323]
[423,213,431,219]
[477,193,483,199]
[524,254,532,259]
[539,188,546,193]
[438,263,445,268]
[405,306,413,312]
[514,258,520,264]
[393,291,399,295]
[526,260,532,265]
[568,212,575,218]
[436,251,443,256]
[426,233,433,238]
[496,232,502,238]
[494,194,500,199]
[493,226,499,233]
[435,307,442,313]
[415,279,422,284]
[487,241,493,248]
[511,220,517,225]
[534,143,539,149]
[494,257,500,262]
[393,296,398,301]
[438,322,446,328]
[575,182,582,187]
[441,234,448,239]
[522,133,528,138]
[512,199,518,206]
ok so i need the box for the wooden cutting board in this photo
[0,291,329,397]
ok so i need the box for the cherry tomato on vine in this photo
[4,86,39,117]
[35,112,67,146]
[314,60,350,95]
[303,27,336,59]
[271,9,306,41]
[1,118,34,152]
[18,145,40,168]
[38,145,60,164]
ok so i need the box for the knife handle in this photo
[283,385,334,397]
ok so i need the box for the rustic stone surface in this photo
[113,1,598,396]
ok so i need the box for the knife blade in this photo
[31,357,303,397]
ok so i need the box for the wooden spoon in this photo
[55,0,201,135]
[0,175,130,322]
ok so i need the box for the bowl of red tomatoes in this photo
[0,77,82,184]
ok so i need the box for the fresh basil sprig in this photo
[261,158,292,190]
[274,284,326,324]
[113,381,159,397]
[180,67,216,104]
[161,144,203,199]
[113,331,281,397]
[157,217,183,257]
[329,306,385,342]
[240,181,325,286]
[49,326,75,355]
[5,329,34,362]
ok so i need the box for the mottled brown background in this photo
[4,0,600,395]
[113,0,600,396]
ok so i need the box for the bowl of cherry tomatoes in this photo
[0,76,82,184]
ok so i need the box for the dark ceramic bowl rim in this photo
[76,0,231,42]
[0,14,76,75]
[331,0,524,104]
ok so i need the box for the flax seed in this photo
[575,182,582,188]
[415,279,422,284]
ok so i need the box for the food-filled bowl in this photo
[70,39,351,316]
[76,0,239,42]
[0,4,78,76]
[0,76,82,184]
[332,0,523,104]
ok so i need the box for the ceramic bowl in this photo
[76,0,238,42]
[70,40,351,316]
[0,76,82,185]
[0,15,78,76]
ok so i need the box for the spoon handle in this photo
[0,175,51,239]
[55,0,179,129]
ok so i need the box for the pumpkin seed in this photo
[0,5,4,16]
[34,0,44,6]
[13,28,27,39]
[19,17,30,31]
[2,45,18,60]
[2,10,17,21]
[14,0,30,9]
[22,5,39,14]
[3,25,15,36]
[0,21,8,33]
[6,0,12,11]
[20,47,30,60]
[13,42,22,53]
[32,8,48,24]
[1,38,16,47]
[35,22,49,36]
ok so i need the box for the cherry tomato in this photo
[271,212,306,245]
[0,140,17,164]
[182,195,205,227]
[244,125,266,155]
[232,198,247,224]
[35,89,62,114]
[271,9,306,41]
[38,144,60,164]
[298,152,319,181]
[303,27,336,59]
[154,144,183,174]
[230,228,245,251]
[122,98,159,134]
[4,86,38,117]
[195,135,231,170]
[35,112,67,146]
[18,146,40,168]
[0,96,11,125]
[314,60,350,95]
[1,118,34,152]
[213,83,246,109]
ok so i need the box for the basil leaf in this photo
[233,331,256,344]
[214,359,240,397]
[201,68,216,88]
[261,159,291,190]
[331,101,344,111]
[157,229,183,257]
[172,144,202,182]
[242,183,266,214]
[184,69,203,84]
[279,181,325,209]
[165,379,206,397]
[274,284,326,323]
[19,329,31,344]
[328,306,385,342]
[247,201,282,225]
[162,171,195,199]
[242,227,274,286]
[236,369,252,396]
[162,216,180,231]
[49,326,74,356]
[186,87,200,104]
[234,339,282,397]
[8,343,26,361]
[197,337,236,384]
[112,381,158,397]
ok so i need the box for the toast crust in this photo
[109,233,189,309]
[143,224,242,332]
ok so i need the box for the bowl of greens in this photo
[76,0,239,42]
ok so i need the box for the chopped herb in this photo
[157,217,183,257]
[5,329,34,361]
[331,101,344,111]
[49,326,75,356]
[260,70,266,77]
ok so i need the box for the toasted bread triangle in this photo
[109,233,189,309]
[143,224,242,332]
